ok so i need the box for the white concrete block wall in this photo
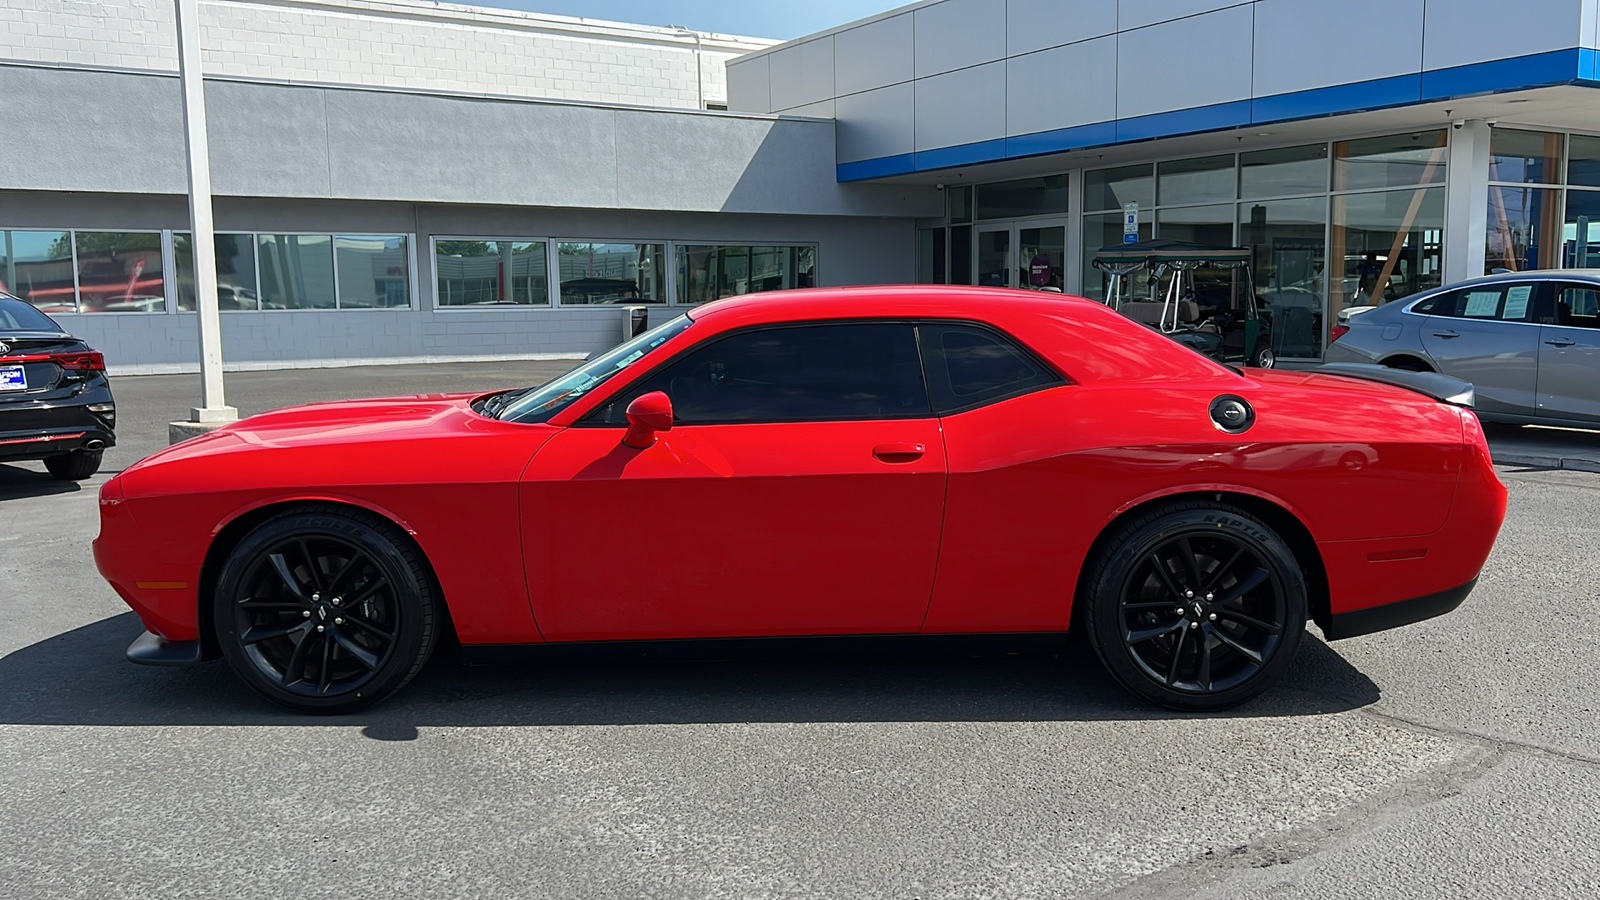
[1,0,776,109]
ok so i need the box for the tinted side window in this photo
[589,322,930,425]
[1558,285,1600,327]
[919,322,1061,413]
[1415,285,1536,322]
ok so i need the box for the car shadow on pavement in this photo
[0,613,1380,731]
[0,464,81,501]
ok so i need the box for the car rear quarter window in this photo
[588,322,931,425]
[1414,284,1538,323]
[1557,285,1600,327]
[918,322,1062,413]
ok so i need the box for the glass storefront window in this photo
[558,242,664,305]
[73,231,165,313]
[1569,136,1600,188]
[916,228,947,284]
[335,235,410,308]
[1331,186,1445,311]
[675,245,815,303]
[1156,204,1234,246]
[1157,155,1234,206]
[948,185,973,224]
[1082,211,1152,300]
[975,175,1069,220]
[1333,131,1448,192]
[1562,190,1600,268]
[258,234,336,309]
[949,225,973,285]
[0,230,75,312]
[1489,129,1562,185]
[175,232,260,311]
[1486,186,1560,273]
[1240,144,1328,198]
[1084,164,1153,213]
[435,240,549,306]
[1239,197,1327,359]
[1018,226,1065,291]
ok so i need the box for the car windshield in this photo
[493,314,693,422]
[0,294,63,333]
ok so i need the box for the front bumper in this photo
[126,630,204,667]
[1323,577,1477,640]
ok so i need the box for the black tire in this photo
[43,448,102,481]
[213,505,438,714]
[1083,502,1306,711]
[1382,356,1433,373]
[1250,345,1275,369]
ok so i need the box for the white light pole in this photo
[170,0,237,443]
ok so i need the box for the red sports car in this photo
[94,286,1507,713]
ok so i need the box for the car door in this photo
[1535,282,1600,422]
[520,321,948,641]
[1416,282,1541,415]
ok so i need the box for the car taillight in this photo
[1329,324,1350,343]
[54,351,105,371]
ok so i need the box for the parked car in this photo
[0,292,116,480]
[1324,270,1600,426]
[95,286,1505,714]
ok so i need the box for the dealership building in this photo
[4,0,1600,372]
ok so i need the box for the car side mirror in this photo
[621,390,673,449]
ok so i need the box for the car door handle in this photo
[872,442,927,462]
[1545,337,1577,348]
[1432,330,1460,339]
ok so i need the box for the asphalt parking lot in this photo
[3,363,1600,898]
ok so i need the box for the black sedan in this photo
[0,292,115,480]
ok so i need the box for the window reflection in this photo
[0,230,75,312]
[1157,156,1234,206]
[74,231,166,313]
[675,245,816,303]
[435,240,548,306]
[336,235,410,308]
[1489,129,1561,185]
[1333,131,1448,191]
[175,232,260,310]
[1486,186,1560,273]
[257,234,335,309]
[558,242,664,305]
[1241,198,1326,359]
[1331,187,1445,311]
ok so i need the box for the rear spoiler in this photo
[1315,363,1475,408]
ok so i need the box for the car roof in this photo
[1423,269,1600,293]
[684,285,1237,386]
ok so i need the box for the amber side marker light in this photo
[134,581,190,590]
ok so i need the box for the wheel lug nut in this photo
[334,617,344,625]
[1189,621,1199,629]
[1209,613,1218,621]
[332,597,341,606]
[1185,590,1194,599]
[302,610,311,618]
[312,593,320,602]
[1205,593,1213,601]
[316,625,325,633]
[1174,607,1186,615]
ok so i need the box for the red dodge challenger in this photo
[94,286,1507,713]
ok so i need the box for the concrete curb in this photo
[1493,452,1600,473]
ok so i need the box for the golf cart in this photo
[1091,240,1275,368]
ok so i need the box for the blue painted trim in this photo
[914,139,1007,171]
[837,48,1592,181]
[1579,48,1599,83]
[1251,74,1421,125]
[836,153,915,182]
[1115,100,1252,143]
[1421,48,1579,99]
[1004,121,1118,159]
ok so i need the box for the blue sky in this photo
[466,1,906,39]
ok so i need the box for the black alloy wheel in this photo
[1084,502,1306,711]
[214,507,438,713]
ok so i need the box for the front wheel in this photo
[1083,503,1307,711]
[213,506,438,714]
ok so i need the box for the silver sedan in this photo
[1323,270,1600,426]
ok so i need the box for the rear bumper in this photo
[1323,577,1477,640]
[0,424,114,462]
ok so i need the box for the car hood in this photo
[125,393,496,471]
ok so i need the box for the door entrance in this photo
[969,221,1067,291]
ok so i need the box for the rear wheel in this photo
[1083,502,1307,711]
[44,448,102,481]
[213,506,438,714]
[1250,345,1275,368]
[1382,356,1433,373]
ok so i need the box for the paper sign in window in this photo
[1503,285,1533,320]
[1463,290,1501,317]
